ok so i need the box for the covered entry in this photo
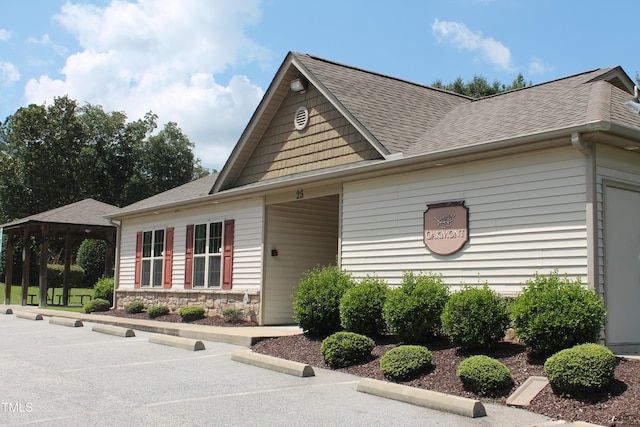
[261,194,340,325]
[604,181,640,353]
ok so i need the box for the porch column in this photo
[62,231,71,306]
[20,232,31,306]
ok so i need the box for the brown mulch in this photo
[251,334,640,427]
[98,309,258,327]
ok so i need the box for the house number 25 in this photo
[296,189,304,200]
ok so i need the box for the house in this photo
[107,52,640,353]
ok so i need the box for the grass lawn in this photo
[0,283,92,311]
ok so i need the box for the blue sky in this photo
[1,0,638,172]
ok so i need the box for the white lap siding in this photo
[341,147,589,295]
[117,199,263,292]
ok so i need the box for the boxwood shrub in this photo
[320,331,375,368]
[510,270,606,355]
[339,276,389,336]
[179,306,206,322]
[84,298,110,313]
[441,285,510,349]
[380,345,432,381]
[382,271,449,343]
[125,301,145,314]
[293,264,355,335]
[544,343,616,398]
[92,277,114,305]
[456,355,513,396]
[147,305,170,319]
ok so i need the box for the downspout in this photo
[110,219,122,310]
[571,132,598,291]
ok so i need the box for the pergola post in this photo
[4,234,13,305]
[38,228,49,307]
[62,231,71,306]
[21,234,31,307]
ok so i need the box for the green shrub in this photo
[339,276,389,336]
[320,331,376,368]
[84,298,111,313]
[147,305,170,319]
[293,264,355,335]
[441,285,510,349]
[382,271,449,343]
[46,264,84,288]
[510,270,606,355]
[456,355,513,396]
[125,301,145,314]
[179,306,206,322]
[222,307,244,323]
[92,276,114,305]
[380,345,432,381]
[544,343,616,398]
[77,239,107,286]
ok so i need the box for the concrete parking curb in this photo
[92,324,136,337]
[357,378,486,418]
[50,316,83,327]
[231,350,315,377]
[148,333,205,351]
[15,311,43,321]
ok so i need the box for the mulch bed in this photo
[251,334,640,426]
[98,309,258,327]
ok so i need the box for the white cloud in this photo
[27,34,69,56]
[0,28,10,41]
[432,18,514,72]
[24,0,269,171]
[528,57,552,76]
[0,61,20,87]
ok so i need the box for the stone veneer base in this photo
[115,289,260,323]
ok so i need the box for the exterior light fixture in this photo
[290,77,308,93]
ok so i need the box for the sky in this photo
[1,0,638,172]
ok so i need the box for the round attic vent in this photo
[294,106,309,131]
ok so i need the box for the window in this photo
[141,229,164,287]
[192,222,222,288]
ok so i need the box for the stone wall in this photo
[115,289,260,323]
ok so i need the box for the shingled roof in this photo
[1,198,118,230]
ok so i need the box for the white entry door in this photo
[604,183,640,352]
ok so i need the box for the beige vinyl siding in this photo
[595,144,640,293]
[262,195,339,324]
[341,147,588,294]
[234,85,381,186]
[117,199,263,291]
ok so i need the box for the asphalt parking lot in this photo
[0,313,553,427]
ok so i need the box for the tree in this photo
[0,96,207,222]
[432,72,530,98]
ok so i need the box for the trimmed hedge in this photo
[441,285,510,349]
[456,355,513,396]
[380,345,432,381]
[382,271,449,343]
[84,298,110,313]
[147,305,170,319]
[179,306,206,322]
[320,331,375,368]
[544,343,616,398]
[46,264,84,288]
[510,270,606,355]
[339,276,389,336]
[293,264,355,335]
[125,301,145,314]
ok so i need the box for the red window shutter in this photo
[134,231,142,289]
[184,224,194,289]
[222,219,234,290]
[163,227,174,289]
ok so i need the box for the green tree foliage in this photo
[432,73,530,98]
[76,239,107,286]
[0,95,207,222]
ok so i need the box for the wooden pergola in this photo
[1,199,120,307]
